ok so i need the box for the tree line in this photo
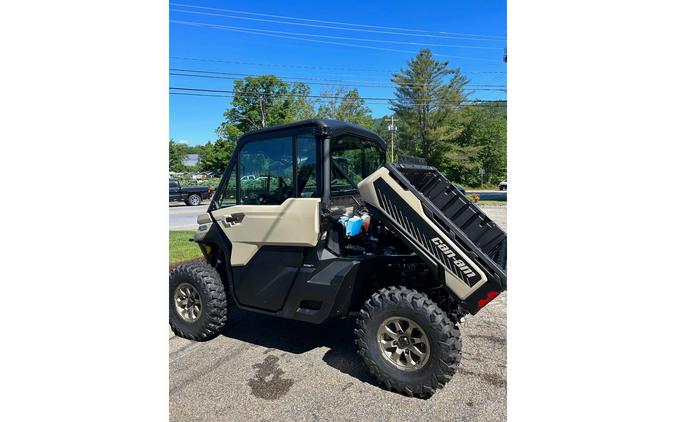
[169,48,506,186]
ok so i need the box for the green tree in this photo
[169,139,188,172]
[316,88,374,128]
[453,103,507,185]
[198,139,236,174]
[372,116,393,161]
[391,49,469,167]
[216,75,314,140]
[288,82,317,121]
[437,142,482,186]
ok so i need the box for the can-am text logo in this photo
[431,237,477,278]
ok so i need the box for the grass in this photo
[465,186,504,191]
[169,230,203,264]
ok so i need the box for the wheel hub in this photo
[377,316,430,371]
[396,336,411,348]
[174,283,202,322]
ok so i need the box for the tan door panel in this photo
[211,198,321,266]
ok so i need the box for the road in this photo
[170,203,209,230]
[170,207,506,421]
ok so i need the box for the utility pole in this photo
[387,115,398,163]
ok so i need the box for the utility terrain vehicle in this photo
[169,119,507,398]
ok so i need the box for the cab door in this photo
[209,133,321,311]
[169,180,181,201]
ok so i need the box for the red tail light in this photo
[478,291,499,309]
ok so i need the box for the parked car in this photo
[169,179,213,206]
[240,175,256,182]
[499,178,507,191]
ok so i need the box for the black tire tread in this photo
[354,286,461,399]
[169,261,227,341]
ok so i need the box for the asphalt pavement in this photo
[170,202,209,230]
[169,207,507,421]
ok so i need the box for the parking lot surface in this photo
[170,203,209,230]
[170,207,506,421]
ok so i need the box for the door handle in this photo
[224,213,245,224]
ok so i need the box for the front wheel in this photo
[169,262,227,341]
[355,286,461,398]
[186,194,202,206]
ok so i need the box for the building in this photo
[182,154,199,167]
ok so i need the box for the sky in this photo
[169,0,507,146]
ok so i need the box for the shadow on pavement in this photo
[222,305,376,386]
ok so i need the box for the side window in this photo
[238,137,294,205]
[217,169,236,207]
[169,181,178,188]
[363,140,385,177]
[297,134,318,198]
[330,136,385,195]
[331,137,362,194]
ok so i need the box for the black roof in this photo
[238,119,385,149]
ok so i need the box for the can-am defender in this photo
[169,119,507,398]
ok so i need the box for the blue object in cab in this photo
[345,216,363,237]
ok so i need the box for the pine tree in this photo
[391,49,469,166]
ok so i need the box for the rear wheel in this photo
[186,194,201,206]
[355,286,461,398]
[169,262,227,341]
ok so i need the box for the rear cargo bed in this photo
[358,163,507,314]
[394,162,507,271]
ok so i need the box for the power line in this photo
[169,9,503,50]
[169,91,507,107]
[170,92,376,103]
[170,3,506,41]
[169,70,507,91]
[169,86,506,104]
[170,56,507,75]
[169,67,507,87]
[171,20,503,63]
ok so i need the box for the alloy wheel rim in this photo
[174,283,202,322]
[377,316,430,371]
[189,196,199,205]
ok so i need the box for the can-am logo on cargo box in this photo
[431,237,477,278]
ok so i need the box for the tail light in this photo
[477,291,499,309]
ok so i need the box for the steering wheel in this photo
[257,193,272,204]
[257,177,291,204]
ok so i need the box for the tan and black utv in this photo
[170,119,507,398]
